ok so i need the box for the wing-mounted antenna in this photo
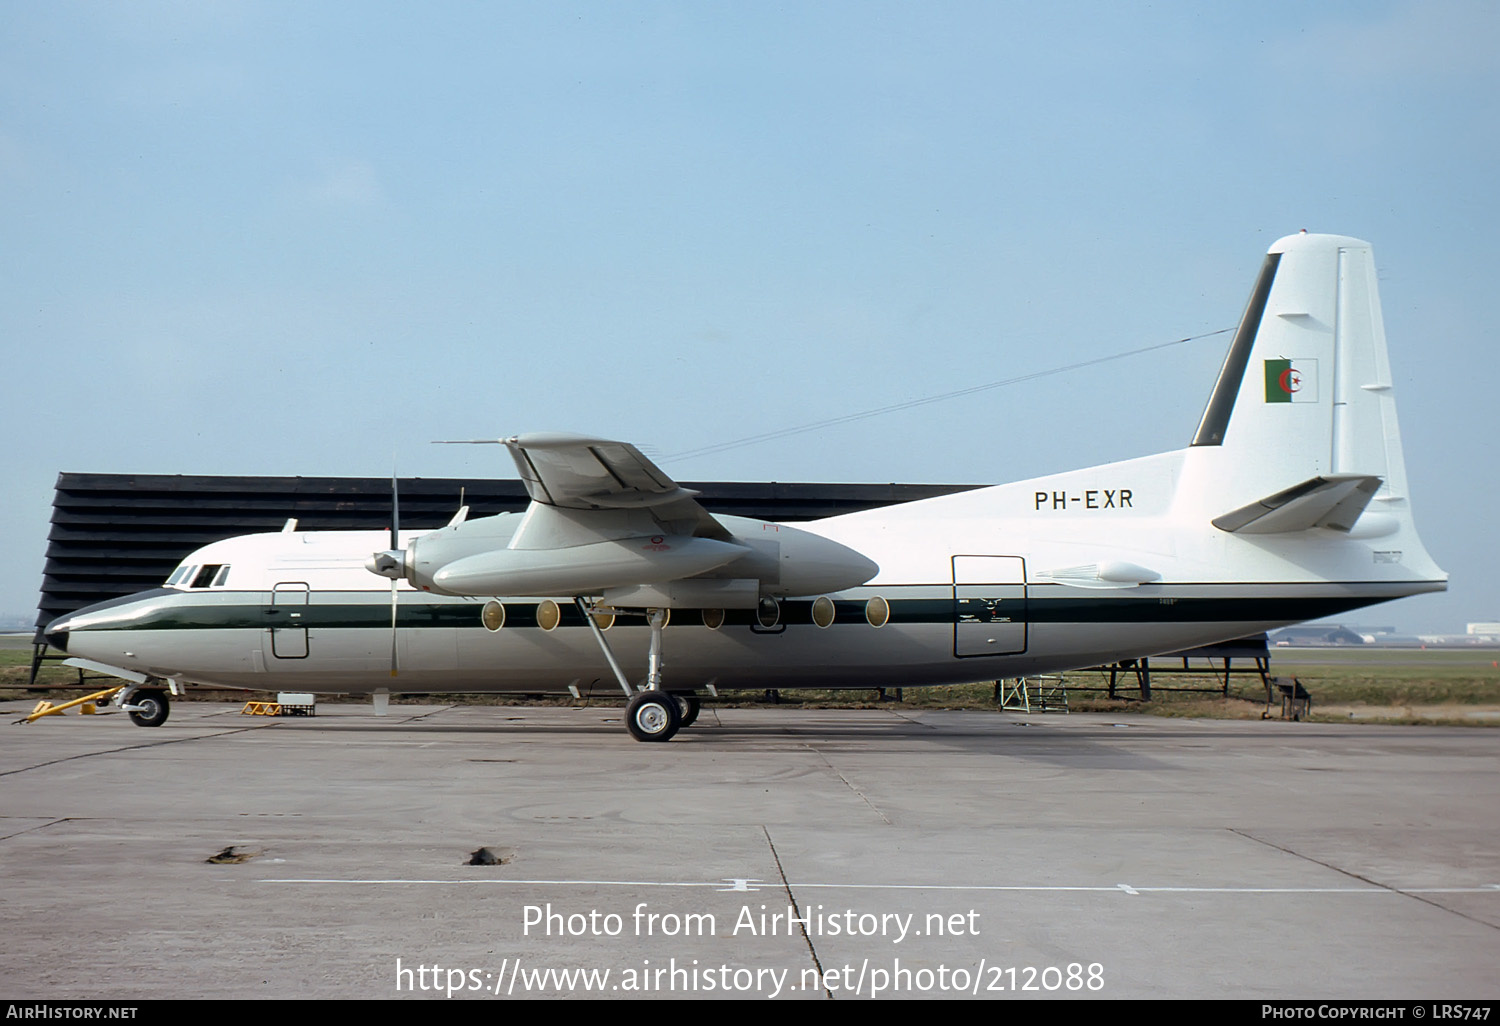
[448,486,469,527]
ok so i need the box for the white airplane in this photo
[45,232,1446,741]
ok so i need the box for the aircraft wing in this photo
[503,433,731,540]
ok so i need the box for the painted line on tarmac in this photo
[256,876,1500,895]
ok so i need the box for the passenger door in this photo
[264,582,310,660]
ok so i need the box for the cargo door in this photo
[953,555,1027,657]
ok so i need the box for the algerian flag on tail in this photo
[1264,358,1318,403]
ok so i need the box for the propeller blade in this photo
[390,469,400,554]
[389,579,399,677]
[389,462,400,676]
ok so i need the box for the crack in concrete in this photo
[764,825,829,999]
[802,744,892,825]
[1229,827,1500,932]
[0,725,272,778]
[0,817,82,842]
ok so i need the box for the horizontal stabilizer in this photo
[1212,474,1382,535]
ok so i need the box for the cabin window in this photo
[165,566,191,586]
[756,596,780,629]
[191,564,223,588]
[481,601,506,632]
[212,564,232,587]
[536,599,561,631]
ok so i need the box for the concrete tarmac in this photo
[2,700,1497,1000]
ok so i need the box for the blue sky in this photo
[2,1,1496,632]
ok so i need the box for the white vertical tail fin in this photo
[1188,233,1411,519]
[1176,232,1443,587]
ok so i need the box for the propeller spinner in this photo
[366,549,407,579]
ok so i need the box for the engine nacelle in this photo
[368,504,879,600]
[428,535,750,596]
[710,515,879,597]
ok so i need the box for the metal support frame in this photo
[27,640,48,687]
[996,679,1030,712]
[1098,646,1273,702]
[575,597,634,697]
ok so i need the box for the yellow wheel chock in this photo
[16,685,125,724]
[241,698,316,717]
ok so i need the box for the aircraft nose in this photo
[38,589,174,655]
[43,616,71,653]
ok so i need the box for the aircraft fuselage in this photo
[48,447,1443,698]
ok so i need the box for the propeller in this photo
[367,469,406,581]
[387,471,400,676]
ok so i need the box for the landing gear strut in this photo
[575,598,695,742]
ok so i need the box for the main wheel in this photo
[626,692,681,742]
[128,689,170,728]
[675,694,701,728]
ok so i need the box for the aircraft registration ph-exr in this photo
[45,233,1446,741]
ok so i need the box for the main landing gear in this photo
[676,693,701,728]
[625,691,680,741]
[575,598,700,743]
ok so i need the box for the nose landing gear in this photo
[125,687,171,727]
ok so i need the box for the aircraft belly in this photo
[418,622,966,692]
[163,621,1240,693]
[176,622,963,693]
[71,628,255,679]
[1023,621,1274,672]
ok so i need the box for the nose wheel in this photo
[126,688,170,728]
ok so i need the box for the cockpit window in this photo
[211,564,232,587]
[165,566,191,586]
[191,564,223,588]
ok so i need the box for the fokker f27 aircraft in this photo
[45,233,1446,740]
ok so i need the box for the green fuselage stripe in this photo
[77,592,1384,632]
